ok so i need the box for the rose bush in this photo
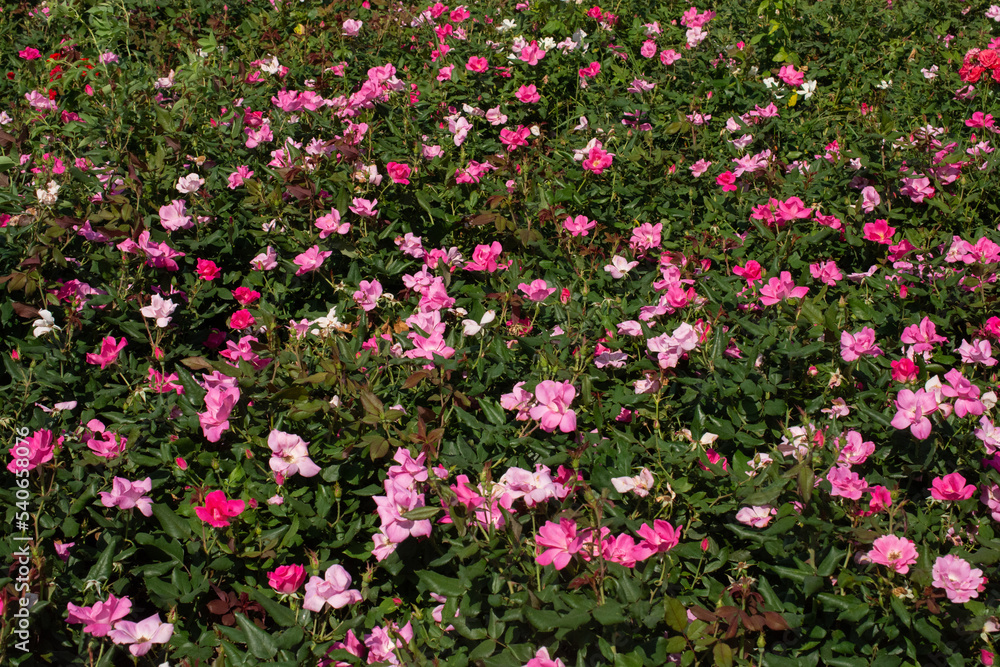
[2,0,1000,665]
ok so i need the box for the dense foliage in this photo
[2,0,1000,665]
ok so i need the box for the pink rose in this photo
[268,564,307,593]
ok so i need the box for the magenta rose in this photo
[268,564,307,593]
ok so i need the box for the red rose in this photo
[978,49,1000,69]
[228,309,256,330]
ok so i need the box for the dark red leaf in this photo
[181,356,214,371]
[716,606,739,622]
[743,612,766,632]
[13,302,40,319]
[688,605,717,622]
[762,612,789,631]
[285,184,313,200]
[51,216,82,229]
[206,600,230,615]
[403,370,431,389]
[468,213,496,226]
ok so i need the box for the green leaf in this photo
[824,658,870,667]
[763,399,787,416]
[279,517,300,550]
[815,592,853,612]
[523,608,562,632]
[418,570,466,597]
[769,564,809,584]
[139,534,184,563]
[592,601,625,626]
[847,297,880,323]
[664,597,688,632]
[451,612,488,640]
[250,590,297,628]
[783,342,825,358]
[174,366,207,406]
[87,538,119,583]
[757,576,783,611]
[889,596,911,627]
[614,651,644,667]
[816,547,845,577]
[665,636,687,653]
[913,617,941,644]
[470,640,497,660]
[144,575,180,602]
[402,505,442,521]
[764,654,819,667]
[743,479,788,506]
[803,575,823,597]
[359,388,384,417]
[714,643,733,667]
[275,625,304,650]
[235,613,278,660]
[855,404,892,429]
[837,602,870,624]
[480,398,506,426]
[152,503,192,540]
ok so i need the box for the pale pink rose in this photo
[689,159,712,177]
[535,518,581,570]
[107,614,173,657]
[840,327,882,362]
[759,271,808,305]
[735,505,776,528]
[563,214,596,236]
[868,535,918,574]
[342,19,363,36]
[604,255,639,278]
[528,380,577,432]
[860,186,881,213]
[302,565,362,611]
[349,197,378,217]
[890,388,938,439]
[66,595,132,637]
[293,245,333,276]
[827,464,868,500]
[175,173,204,193]
[250,246,278,271]
[932,554,986,603]
[518,279,557,302]
[315,209,350,237]
[353,279,383,311]
[267,430,321,478]
[99,477,153,516]
[158,200,193,231]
